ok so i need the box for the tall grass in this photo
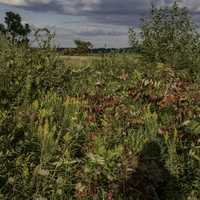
[0,35,200,199]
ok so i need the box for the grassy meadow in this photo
[1,3,200,200]
[62,54,141,70]
[62,56,98,69]
[0,36,200,200]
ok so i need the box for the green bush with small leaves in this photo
[129,3,200,71]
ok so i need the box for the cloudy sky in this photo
[0,0,200,48]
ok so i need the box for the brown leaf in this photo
[159,94,178,108]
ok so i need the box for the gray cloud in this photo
[1,0,200,26]
[79,30,125,37]
[1,0,200,47]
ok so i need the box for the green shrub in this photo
[140,3,200,70]
[0,35,71,109]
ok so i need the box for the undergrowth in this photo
[0,36,200,200]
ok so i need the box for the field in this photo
[0,35,200,200]
[62,56,98,69]
[1,2,200,199]
[62,54,141,70]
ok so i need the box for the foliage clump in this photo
[129,2,200,70]
[0,35,71,108]
[0,11,31,44]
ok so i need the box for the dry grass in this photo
[62,55,100,69]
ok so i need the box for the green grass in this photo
[62,53,141,70]
[62,55,99,69]
[0,37,200,199]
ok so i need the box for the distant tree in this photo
[74,39,93,54]
[140,2,200,68]
[0,11,31,43]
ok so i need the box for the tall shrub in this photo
[141,2,200,69]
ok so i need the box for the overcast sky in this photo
[0,0,200,48]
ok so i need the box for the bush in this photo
[140,3,200,70]
[0,35,71,108]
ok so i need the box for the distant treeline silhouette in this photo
[57,47,137,55]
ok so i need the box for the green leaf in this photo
[182,120,200,135]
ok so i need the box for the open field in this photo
[1,2,200,199]
[62,54,142,70]
[62,55,99,68]
[1,36,200,199]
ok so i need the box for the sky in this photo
[0,0,200,48]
